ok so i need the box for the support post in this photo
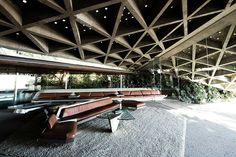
[120,75,123,88]
[13,72,18,105]
[64,72,69,89]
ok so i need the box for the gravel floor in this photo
[0,106,186,157]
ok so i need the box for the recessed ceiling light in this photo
[218,31,222,34]
[100,41,103,43]
[96,10,99,13]
[145,4,148,8]
[62,19,66,22]
[105,7,108,10]
[83,24,85,27]
[54,21,57,24]
[125,18,128,21]
[124,6,126,9]
[128,12,130,15]
[65,26,68,29]
[170,5,173,9]
[22,0,27,3]
[104,16,107,19]
[131,16,134,19]
[83,29,86,32]
[89,27,92,30]
[16,32,19,35]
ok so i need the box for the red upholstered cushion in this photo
[151,90,161,95]
[141,90,152,96]
[130,91,142,96]
[78,92,91,97]
[90,92,104,97]
[103,91,118,97]
[48,114,58,129]
[37,93,70,100]
[119,91,131,96]
[61,98,113,118]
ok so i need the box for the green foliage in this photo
[68,74,109,88]
[174,79,235,104]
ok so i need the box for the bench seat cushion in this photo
[118,91,131,96]
[61,98,114,118]
[151,90,161,95]
[141,90,152,96]
[130,91,143,96]
[60,103,119,122]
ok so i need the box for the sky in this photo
[0,74,35,90]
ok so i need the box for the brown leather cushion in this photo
[151,90,161,95]
[122,100,145,108]
[103,91,118,97]
[141,90,152,96]
[90,92,104,97]
[78,92,91,97]
[42,121,77,141]
[130,91,142,96]
[118,91,131,96]
[48,114,58,129]
[37,93,70,100]
[61,98,113,118]
[61,103,119,122]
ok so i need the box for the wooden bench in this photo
[56,97,121,132]
[40,114,77,143]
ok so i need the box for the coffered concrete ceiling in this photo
[0,0,236,89]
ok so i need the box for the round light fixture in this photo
[65,26,68,29]
[104,16,107,19]
[54,21,57,24]
[22,0,27,3]
[105,7,108,10]
[62,19,66,22]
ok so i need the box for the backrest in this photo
[60,97,113,118]
[48,114,58,129]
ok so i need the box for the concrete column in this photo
[120,75,123,88]
[63,72,70,89]
[13,72,18,105]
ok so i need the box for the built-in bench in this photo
[32,89,166,102]
[56,97,120,123]
[40,114,77,143]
